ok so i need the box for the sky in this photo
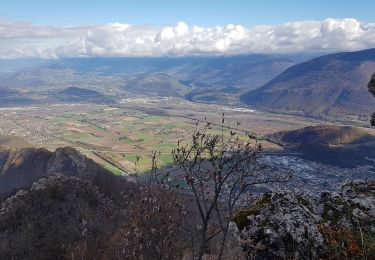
[0,0,375,58]
[1,0,375,27]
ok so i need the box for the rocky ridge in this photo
[235,181,375,259]
[0,146,127,201]
[0,175,120,259]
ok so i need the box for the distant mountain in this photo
[57,55,297,90]
[0,88,35,106]
[0,58,49,73]
[267,125,375,167]
[185,86,244,105]
[0,86,114,106]
[123,73,190,97]
[55,86,115,104]
[241,48,375,118]
[1,55,297,97]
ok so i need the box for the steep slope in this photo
[0,143,136,258]
[267,125,375,166]
[168,56,296,89]
[241,48,375,117]
[0,136,30,149]
[0,175,120,259]
[0,146,127,201]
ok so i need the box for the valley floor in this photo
[0,96,373,192]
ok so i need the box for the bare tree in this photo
[120,152,188,260]
[172,114,288,259]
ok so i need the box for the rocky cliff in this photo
[235,181,375,259]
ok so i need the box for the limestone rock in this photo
[236,180,375,259]
[236,193,326,259]
[0,175,119,259]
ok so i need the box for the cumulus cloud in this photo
[0,18,375,58]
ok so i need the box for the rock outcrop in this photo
[235,181,375,259]
[235,193,326,259]
[0,175,119,259]
[0,146,135,259]
[321,181,375,229]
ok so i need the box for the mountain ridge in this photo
[267,125,375,166]
[1,54,297,93]
[241,48,375,118]
[0,145,129,201]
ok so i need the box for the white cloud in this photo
[0,18,375,58]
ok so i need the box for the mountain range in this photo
[1,49,375,120]
[241,48,375,118]
[0,54,297,91]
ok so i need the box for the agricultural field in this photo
[0,96,321,175]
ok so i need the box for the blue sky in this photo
[1,0,374,26]
[1,0,375,58]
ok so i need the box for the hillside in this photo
[0,88,35,106]
[123,73,190,97]
[1,55,296,95]
[0,175,120,259]
[241,48,375,117]
[0,143,138,258]
[0,136,30,149]
[57,55,296,90]
[185,86,244,105]
[55,86,114,104]
[269,125,375,146]
[268,125,375,166]
[0,145,128,201]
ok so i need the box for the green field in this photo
[55,107,262,173]
[3,99,318,175]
